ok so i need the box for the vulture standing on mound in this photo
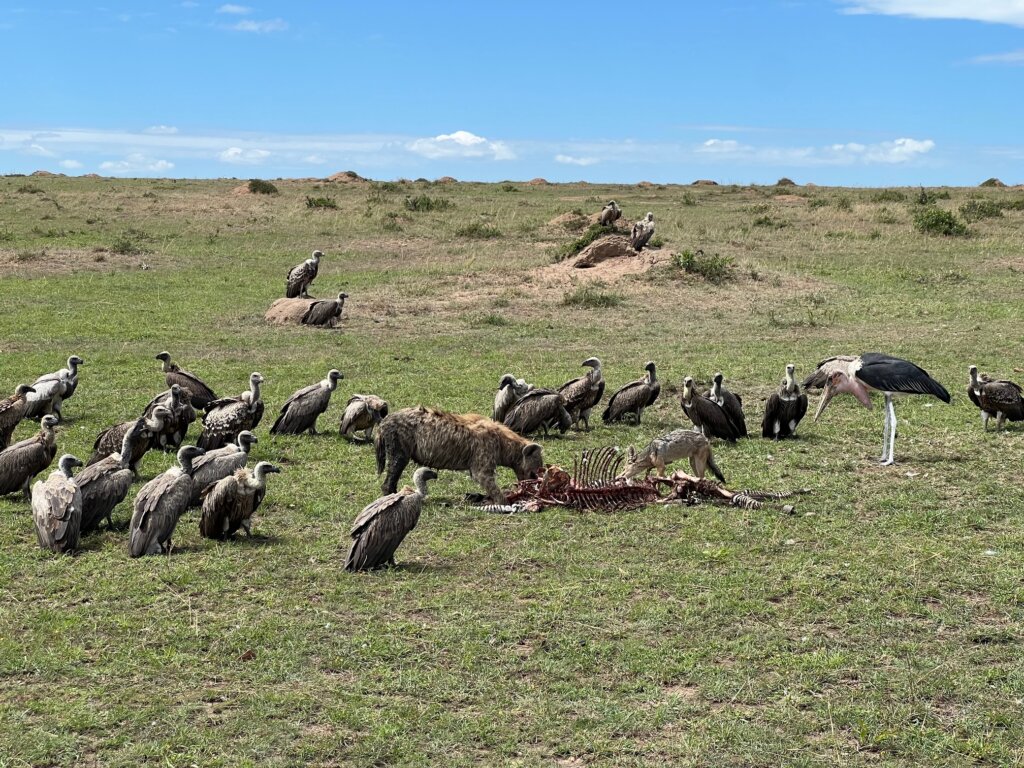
[188,430,258,507]
[199,461,281,540]
[762,363,808,440]
[155,351,218,410]
[804,353,950,466]
[75,422,145,534]
[602,361,661,424]
[142,384,196,451]
[339,394,390,442]
[706,372,747,437]
[286,250,323,298]
[198,372,265,451]
[492,375,534,423]
[558,357,605,431]
[630,212,655,251]
[25,355,83,420]
[88,406,171,471]
[0,384,35,449]
[128,445,204,557]
[302,291,348,328]
[272,369,343,435]
[0,415,59,497]
[598,200,622,226]
[967,365,1024,431]
[503,389,572,437]
[345,467,436,572]
[680,377,741,442]
[32,454,83,554]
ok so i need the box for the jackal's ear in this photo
[627,445,636,462]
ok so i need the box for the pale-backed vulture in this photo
[762,364,808,440]
[345,467,436,571]
[630,212,655,251]
[598,200,622,227]
[197,372,265,451]
[680,377,741,442]
[286,250,323,298]
[25,355,83,420]
[271,369,343,435]
[32,454,83,554]
[76,421,144,534]
[302,292,348,328]
[503,389,572,437]
[0,415,59,497]
[706,372,746,437]
[198,461,281,540]
[492,374,533,423]
[188,430,258,507]
[88,406,170,471]
[128,445,205,557]
[602,361,661,424]
[0,384,35,449]
[142,384,196,451]
[339,394,390,442]
[968,365,1024,431]
[155,351,218,409]
[558,357,605,431]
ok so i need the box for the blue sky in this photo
[1,1,1022,185]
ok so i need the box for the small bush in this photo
[834,196,853,212]
[404,195,453,212]
[555,223,615,261]
[647,235,665,249]
[111,229,151,255]
[381,212,403,233]
[561,284,623,308]
[671,249,735,285]
[141,191,157,199]
[916,187,951,205]
[808,197,829,210]
[0,227,14,243]
[876,207,900,225]
[379,181,400,192]
[16,184,43,194]
[1003,198,1024,211]
[305,196,338,209]
[500,183,518,193]
[913,207,969,237]
[752,214,787,229]
[455,222,502,239]
[471,313,510,327]
[959,199,1003,222]
[681,192,698,206]
[872,189,907,203]
[248,179,279,195]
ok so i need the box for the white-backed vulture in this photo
[302,292,348,328]
[706,372,746,437]
[199,461,281,540]
[76,422,144,534]
[32,454,83,554]
[598,200,622,227]
[198,372,265,451]
[0,384,35,449]
[680,377,741,442]
[155,351,218,409]
[602,361,660,424]
[503,389,572,437]
[762,363,808,440]
[25,355,83,420]
[142,384,196,451]
[285,250,323,298]
[0,415,59,498]
[345,467,436,571]
[630,212,655,251]
[968,365,1024,430]
[558,357,605,431]
[271,369,343,435]
[339,394,390,442]
[88,406,170,471]
[128,445,204,557]
[492,375,534,423]
[188,430,258,507]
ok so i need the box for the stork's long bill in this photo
[814,372,874,421]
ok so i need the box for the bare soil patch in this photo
[265,297,315,325]
[0,247,149,277]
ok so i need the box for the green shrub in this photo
[647,235,665,248]
[500,183,518,193]
[916,187,951,205]
[834,196,853,212]
[561,284,623,308]
[555,223,614,261]
[959,199,1003,222]
[872,189,907,203]
[404,194,453,212]
[455,222,502,239]
[913,207,969,237]
[808,197,829,210]
[305,196,338,209]
[248,179,279,195]
[752,214,787,229]
[671,249,735,284]
[111,229,151,254]
[16,184,43,194]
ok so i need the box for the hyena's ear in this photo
[523,443,543,460]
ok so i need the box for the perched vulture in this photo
[271,369,343,435]
[630,212,655,251]
[345,467,436,571]
[301,292,348,328]
[88,406,170,471]
[706,372,746,437]
[25,355,83,420]
[968,365,1024,430]
[598,200,622,227]
[492,375,534,424]
[155,351,218,409]
[339,394,390,442]
[128,446,205,557]
[0,415,59,497]
[285,250,323,298]
[558,357,605,431]
[199,461,281,540]
[75,422,144,534]
[32,454,84,554]
[188,430,258,507]
[762,363,808,440]
[197,372,265,451]
[680,377,741,442]
[142,384,196,452]
[503,389,572,437]
[602,361,661,424]
[0,384,35,449]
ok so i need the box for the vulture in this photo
[128,445,205,557]
[706,373,746,437]
[88,406,171,471]
[503,389,572,437]
[762,363,809,440]
[0,384,35,449]
[75,422,144,534]
[345,467,436,571]
[32,454,83,554]
[630,212,655,251]
[198,372,265,451]
[198,461,281,540]
[602,361,661,424]
[492,375,534,423]
[968,365,1024,431]
[155,351,218,409]
[0,415,59,498]
[680,377,741,442]
[598,200,622,227]
[188,430,258,507]
[301,291,348,328]
[285,250,323,298]
[339,394,390,442]
[142,384,196,451]
[271,369,343,435]
[25,355,83,420]
[558,357,605,431]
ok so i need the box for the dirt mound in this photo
[435,176,457,184]
[547,212,590,231]
[572,235,636,268]
[692,179,718,186]
[775,177,797,187]
[326,170,367,183]
[979,177,1006,188]
[31,170,63,177]
[265,297,315,325]
[526,178,549,186]
[82,173,101,178]
[636,181,655,188]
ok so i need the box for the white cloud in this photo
[232,18,287,32]
[840,1,1024,27]
[25,143,56,157]
[407,130,515,160]
[972,48,1024,63]
[219,146,272,164]
[303,154,327,164]
[217,3,251,13]
[864,137,935,163]
[143,125,179,135]
[59,159,83,170]
[693,136,934,165]
[99,153,174,174]
[698,138,751,154]
[554,154,598,166]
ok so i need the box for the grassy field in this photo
[1,174,1023,767]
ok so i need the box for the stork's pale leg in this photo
[880,400,891,461]
[882,395,897,466]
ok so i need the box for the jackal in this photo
[621,429,725,481]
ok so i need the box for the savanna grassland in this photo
[1,174,1023,767]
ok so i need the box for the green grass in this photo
[1,177,1024,766]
